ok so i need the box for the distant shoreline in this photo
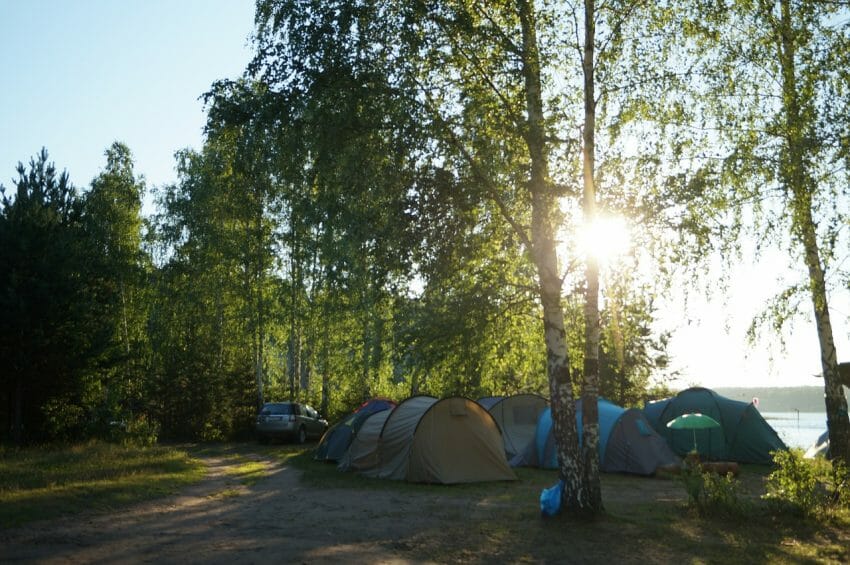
[708,386,845,413]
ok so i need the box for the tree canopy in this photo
[2,0,848,491]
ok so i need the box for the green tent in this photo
[643,387,787,464]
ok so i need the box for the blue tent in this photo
[512,398,679,476]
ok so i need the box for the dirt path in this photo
[1,452,451,564]
[5,448,844,564]
[1,448,699,564]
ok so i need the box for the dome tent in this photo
[477,394,549,459]
[512,398,679,476]
[643,387,787,464]
[314,398,396,462]
[337,408,394,472]
[358,395,516,484]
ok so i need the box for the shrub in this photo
[700,470,747,516]
[123,416,160,447]
[764,449,849,518]
[679,454,705,505]
[103,415,159,447]
[678,452,746,517]
[40,396,87,441]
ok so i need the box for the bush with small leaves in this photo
[678,451,747,516]
[764,449,849,518]
[699,470,747,517]
[679,453,704,506]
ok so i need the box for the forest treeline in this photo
[2,1,849,485]
[0,132,668,444]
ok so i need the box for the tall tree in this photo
[148,143,269,440]
[0,150,110,442]
[204,82,284,409]
[680,0,850,462]
[84,142,149,429]
[769,0,850,463]
[386,0,608,512]
[572,0,673,509]
[514,0,591,512]
[580,0,603,510]
[250,0,423,406]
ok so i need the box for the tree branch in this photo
[415,82,536,252]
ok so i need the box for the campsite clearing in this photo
[1,443,848,564]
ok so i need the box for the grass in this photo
[0,441,205,528]
[227,460,266,486]
[187,443,271,486]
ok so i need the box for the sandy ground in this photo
[0,449,689,564]
[0,451,497,564]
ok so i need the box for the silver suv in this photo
[256,402,328,444]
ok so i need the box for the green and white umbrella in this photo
[666,413,721,453]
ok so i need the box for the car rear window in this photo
[260,403,292,416]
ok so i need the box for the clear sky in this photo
[0,0,254,200]
[658,248,849,390]
[1,0,845,391]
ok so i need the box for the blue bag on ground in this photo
[540,480,564,516]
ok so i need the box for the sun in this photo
[575,215,632,268]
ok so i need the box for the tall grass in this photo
[0,441,205,527]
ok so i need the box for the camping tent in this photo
[512,398,679,476]
[353,398,396,414]
[477,394,548,459]
[643,387,787,464]
[337,408,394,472]
[314,398,397,462]
[357,395,516,484]
[478,394,548,459]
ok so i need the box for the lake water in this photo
[761,411,826,450]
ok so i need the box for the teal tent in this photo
[643,387,787,464]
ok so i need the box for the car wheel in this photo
[297,426,307,444]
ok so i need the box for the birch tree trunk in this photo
[580,0,603,512]
[254,208,266,410]
[776,0,849,463]
[518,0,590,514]
[288,199,302,402]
